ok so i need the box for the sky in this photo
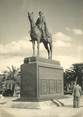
[0,0,83,72]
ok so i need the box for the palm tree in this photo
[2,66,21,96]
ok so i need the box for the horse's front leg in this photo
[37,41,40,57]
[32,41,35,56]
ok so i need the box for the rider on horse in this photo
[36,11,49,41]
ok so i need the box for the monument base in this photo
[21,57,64,100]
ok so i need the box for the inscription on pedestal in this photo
[38,65,63,98]
[39,79,63,96]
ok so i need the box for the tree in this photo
[64,63,83,92]
[2,66,21,96]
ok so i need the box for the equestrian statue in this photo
[28,11,52,59]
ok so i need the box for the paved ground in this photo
[0,95,83,117]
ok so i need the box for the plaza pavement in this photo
[0,95,83,117]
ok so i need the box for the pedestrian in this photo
[73,83,81,108]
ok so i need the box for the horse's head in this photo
[28,12,36,29]
[28,12,34,22]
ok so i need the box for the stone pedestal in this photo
[21,57,64,100]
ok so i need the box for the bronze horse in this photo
[28,12,52,59]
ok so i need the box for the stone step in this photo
[51,99,64,106]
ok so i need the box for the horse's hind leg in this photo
[37,40,40,57]
[49,42,52,59]
[43,42,50,59]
